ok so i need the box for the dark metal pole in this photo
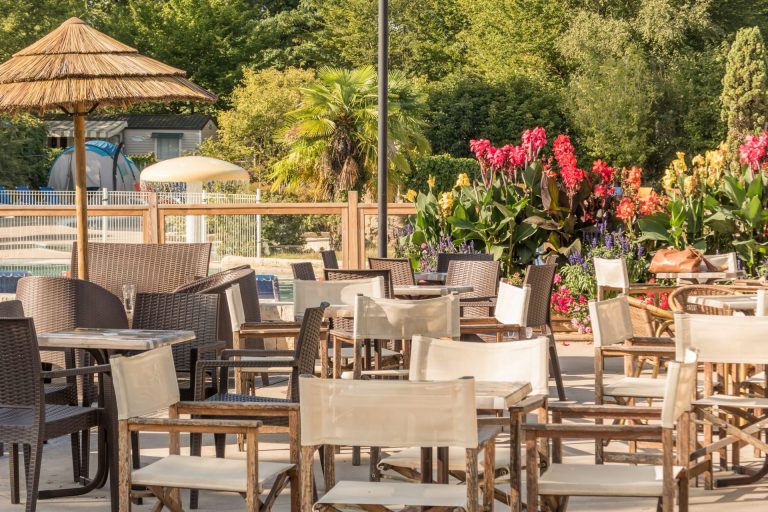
[377,0,388,257]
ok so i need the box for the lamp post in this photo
[377,0,389,257]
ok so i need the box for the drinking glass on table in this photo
[122,284,136,316]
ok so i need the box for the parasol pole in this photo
[377,0,388,258]
[73,104,89,280]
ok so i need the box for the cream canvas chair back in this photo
[299,376,478,448]
[701,252,737,272]
[588,296,633,347]
[293,276,384,318]
[756,289,767,317]
[675,313,768,364]
[225,283,246,332]
[409,335,549,395]
[352,293,460,340]
[495,281,530,326]
[594,257,629,293]
[110,346,180,420]
[661,350,698,429]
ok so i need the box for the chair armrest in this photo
[126,416,262,435]
[197,358,296,371]
[221,349,295,359]
[629,336,674,345]
[508,394,548,414]
[523,423,663,441]
[548,403,661,421]
[600,345,676,356]
[176,401,299,416]
[42,364,111,380]
[477,425,503,447]
[460,317,498,325]
[191,340,226,356]
[240,322,304,337]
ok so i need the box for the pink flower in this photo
[521,127,547,156]
[739,132,768,169]
[469,139,491,161]
[486,146,507,169]
[503,144,526,170]
[616,197,635,221]
[553,274,562,284]
[592,160,615,183]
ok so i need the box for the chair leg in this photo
[131,432,141,469]
[70,432,81,483]
[189,432,203,509]
[547,332,566,401]
[215,433,227,458]
[24,438,43,512]
[10,443,20,504]
[80,428,91,482]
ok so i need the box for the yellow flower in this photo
[402,189,417,202]
[438,192,454,217]
[427,175,436,189]
[683,174,698,195]
[705,148,725,171]
[672,152,688,174]
[691,154,705,167]
[455,173,470,188]
[661,171,677,192]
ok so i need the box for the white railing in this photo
[0,189,263,206]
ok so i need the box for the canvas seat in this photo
[538,464,685,497]
[603,376,667,399]
[131,455,293,493]
[315,480,469,508]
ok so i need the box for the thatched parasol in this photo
[0,17,216,279]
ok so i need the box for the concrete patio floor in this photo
[2,342,767,511]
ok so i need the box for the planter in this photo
[551,312,594,343]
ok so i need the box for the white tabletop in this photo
[394,285,473,296]
[688,294,757,311]
[37,328,195,351]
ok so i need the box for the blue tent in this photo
[47,140,140,191]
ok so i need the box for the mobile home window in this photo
[152,133,182,160]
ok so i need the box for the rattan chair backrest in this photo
[522,264,557,328]
[294,277,384,318]
[291,262,316,281]
[702,252,737,272]
[287,306,325,401]
[674,313,768,364]
[299,376,478,448]
[368,257,415,286]
[0,318,43,408]
[594,257,629,291]
[0,299,24,317]
[661,352,698,429]
[436,253,493,273]
[110,345,180,420]
[324,268,394,299]
[132,292,219,373]
[321,250,339,270]
[352,294,460,340]
[410,335,549,395]
[495,282,530,326]
[668,285,737,314]
[71,242,211,298]
[445,260,500,299]
[588,296,633,347]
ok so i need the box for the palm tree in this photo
[271,66,430,200]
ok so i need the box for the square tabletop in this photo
[687,294,757,311]
[393,284,473,296]
[473,380,532,409]
[36,328,195,351]
[414,271,448,283]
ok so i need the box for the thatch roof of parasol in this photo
[0,17,216,114]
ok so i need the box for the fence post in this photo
[345,191,361,269]
[144,192,160,244]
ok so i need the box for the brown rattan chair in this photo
[522,263,567,400]
[174,265,260,347]
[436,252,493,273]
[628,296,674,338]
[131,292,224,401]
[445,259,500,317]
[321,249,339,269]
[369,257,415,287]
[15,276,128,481]
[325,268,394,299]
[188,305,326,508]
[70,242,211,298]
[668,285,739,315]
[0,318,108,512]
[291,262,317,281]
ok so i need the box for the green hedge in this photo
[403,154,480,194]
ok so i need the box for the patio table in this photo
[654,271,744,285]
[36,328,194,512]
[414,271,447,283]
[393,284,473,297]
[687,294,757,313]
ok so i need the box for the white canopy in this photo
[140,156,248,183]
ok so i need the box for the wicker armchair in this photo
[436,252,493,273]
[174,265,260,347]
[291,262,316,281]
[627,296,674,338]
[70,242,211,298]
[446,259,500,317]
[0,318,109,512]
[668,285,739,315]
[321,249,339,269]
[369,257,415,286]
[523,264,566,401]
[131,293,224,401]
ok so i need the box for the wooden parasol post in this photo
[73,106,89,280]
